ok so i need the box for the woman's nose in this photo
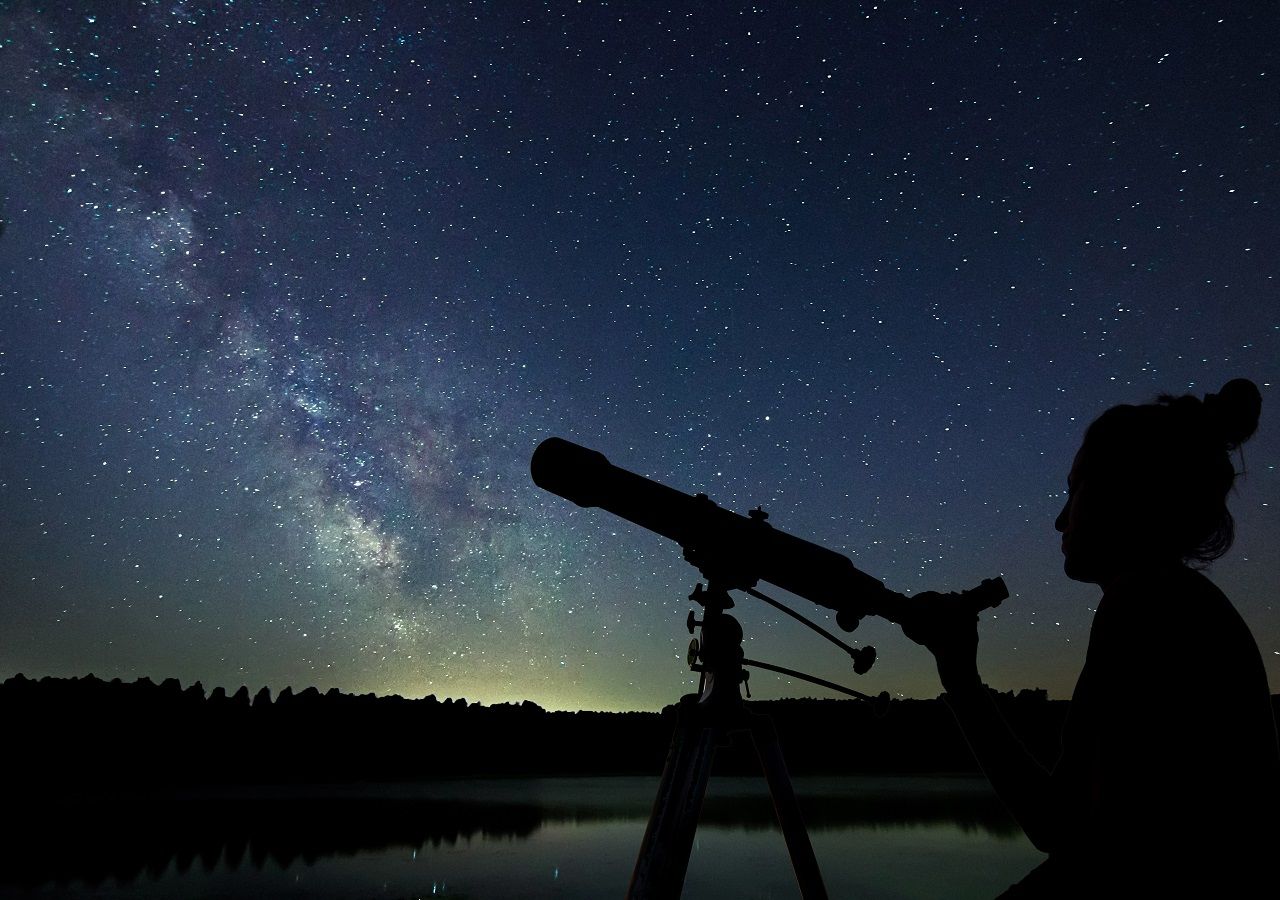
[1054,501,1069,534]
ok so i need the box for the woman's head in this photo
[1054,378,1261,584]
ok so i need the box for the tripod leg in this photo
[628,702,719,900]
[750,714,829,900]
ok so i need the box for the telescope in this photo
[533,436,1007,900]
[531,436,1006,633]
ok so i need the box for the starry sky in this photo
[1,1,1277,712]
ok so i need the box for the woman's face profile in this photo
[1055,442,1130,585]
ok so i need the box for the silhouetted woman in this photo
[901,379,1279,896]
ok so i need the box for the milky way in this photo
[2,2,1277,710]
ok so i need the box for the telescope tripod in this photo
[627,582,828,900]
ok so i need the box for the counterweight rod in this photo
[741,658,877,702]
[745,586,861,657]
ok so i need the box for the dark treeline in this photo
[7,674,1278,890]
[0,674,1021,786]
[2,673,662,789]
[6,673,1276,789]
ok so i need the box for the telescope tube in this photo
[531,437,896,613]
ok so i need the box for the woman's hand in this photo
[896,591,982,692]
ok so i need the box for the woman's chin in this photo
[1062,555,1101,584]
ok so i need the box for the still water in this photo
[1,776,1044,899]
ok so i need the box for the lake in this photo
[0,776,1045,898]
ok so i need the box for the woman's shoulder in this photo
[1101,564,1231,619]
[1097,565,1266,682]
[1092,565,1249,659]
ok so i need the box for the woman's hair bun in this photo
[1205,378,1261,449]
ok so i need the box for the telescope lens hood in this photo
[530,437,612,509]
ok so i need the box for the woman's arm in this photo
[898,592,1061,851]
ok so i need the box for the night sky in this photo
[2,1,1276,712]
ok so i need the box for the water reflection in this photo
[0,777,1041,898]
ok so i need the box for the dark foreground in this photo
[0,776,1042,899]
